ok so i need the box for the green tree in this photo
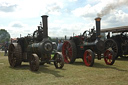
[0,29,10,43]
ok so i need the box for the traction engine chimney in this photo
[95,17,101,40]
[41,15,48,38]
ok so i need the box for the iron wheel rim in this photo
[8,44,16,67]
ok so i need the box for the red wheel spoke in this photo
[63,48,66,51]
[67,46,72,52]
[88,56,92,61]
[108,53,112,59]
[109,59,112,62]
[68,52,72,58]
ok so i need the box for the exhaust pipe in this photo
[95,17,101,40]
[41,15,48,38]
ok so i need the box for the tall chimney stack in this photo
[95,17,101,40]
[41,15,48,38]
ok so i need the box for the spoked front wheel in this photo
[54,52,64,69]
[104,49,115,65]
[83,49,95,67]
[29,54,39,71]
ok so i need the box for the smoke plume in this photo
[97,0,128,17]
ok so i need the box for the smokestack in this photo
[95,17,101,40]
[41,15,48,38]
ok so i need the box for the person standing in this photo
[57,40,63,52]
[4,41,8,56]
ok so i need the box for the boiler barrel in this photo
[84,40,105,52]
[27,40,53,55]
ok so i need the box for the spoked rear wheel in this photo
[83,49,95,67]
[62,40,77,64]
[104,49,115,65]
[8,43,22,67]
[29,54,39,71]
[54,52,64,69]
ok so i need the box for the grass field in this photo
[0,51,128,85]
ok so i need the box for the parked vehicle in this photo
[8,15,64,71]
[101,26,128,59]
[62,17,115,66]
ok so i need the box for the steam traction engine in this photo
[101,26,128,59]
[8,15,64,71]
[62,18,115,66]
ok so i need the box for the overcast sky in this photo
[0,0,128,38]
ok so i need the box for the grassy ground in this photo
[0,52,128,85]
